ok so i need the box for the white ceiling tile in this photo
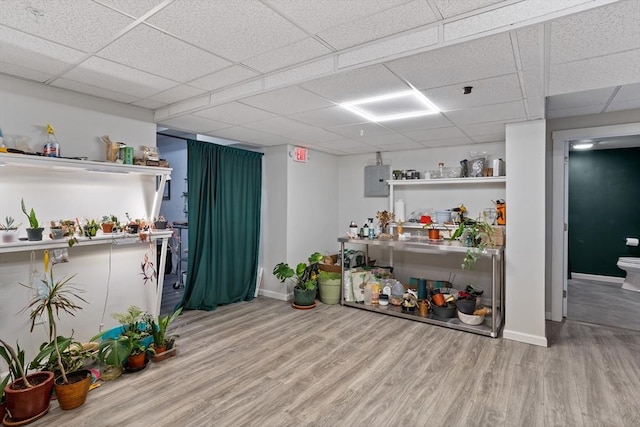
[241,37,332,74]
[549,50,640,96]
[0,61,54,83]
[516,24,543,71]
[547,87,615,111]
[317,0,438,50]
[431,0,505,19]
[458,121,508,138]
[195,102,278,125]
[357,133,416,146]
[304,143,348,155]
[189,66,259,92]
[147,0,307,62]
[607,97,640,114]
[611,83,640,102]
[550,0,640,65]
[545,105,605,119]
[287,106,369,128]
[147,84,207,104]
[210,80,264,105]
[246,117,341,143]
[445,101,526,125]
[210,126,279,143]
[424,74,523,111]
[386,33,516,89]
[371,140,424,151]
[301,64,408,103]
[61,56,176,98]
[50,78,140,103]
[421,136,474,148]
[526,96,545,119]
[249,133,302,147]
[158,115,232,134]
[0,0,133,52]
[240,86,334,115]
[338,26,439,69]
[522,69,543,101]
[132,99,167,109]
[381,114,453,133]
[312,138,372,153]
[95,0,167,18]
[264,0,408,33]
[327,122,394,139]
[0,25,85,75]
[168,95,211,115]
[405,126,466,142]
[97,25,231,82]
[264,57,334,89]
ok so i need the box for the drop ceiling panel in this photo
[246,117,341,143]
[546,87,615,110]
[241,38,332,74]
[147,0,308,62]
[521,69,543,102]
[545,104,605,119]
[312,138,373,153]
[421,136,474,148]
[372,140,424,151]
[147,84,207,104]
[515,25,543,71]
[548,50,640,96]
[287,106,369,128]
[549,0,640,65]
[607,83,640,112]
[0,61,53,83]
[405,126,467,142]
[458,121,508,138]
[248,133,301,147]
[240,86,335,115]
[356,133,417,146]
[0,25,85,75]
[0,0,134,52]
[424,74,523,111]
[431,0,505,19]
[50,77,140,103]
[97,25,231,82]
[386,33,516,90]
[317,0,439,50]
[59,56,176,98]
[301,64,408,103]
[264,0,408,33]
[158,115,232,134]
[209,126,279,143]
[327,122,394,139]
[132,99,167,109]
[381,114,452,133]
[188,66,259,92]
[96,0,168,18]
[445,100,526,125]
[195,102,278,125]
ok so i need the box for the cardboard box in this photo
[319,254,341,273]
[491,226,505,246]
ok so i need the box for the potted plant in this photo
[273,252,323,307]
[49,220,65,240]
[0,216,21,243]
[21,198,43,241]
[451,218,494,270]
[153,215,168,230]
[0,340,54,423]
[81,218,99,238]
[124,213,141,234]
[93,335,131,380]
[110,306,153,370]
[422,216,443,240]
[143,307,182,362]
[23,269,91,410]
[100,215,118,234]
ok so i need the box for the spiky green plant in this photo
[20,198,39,229]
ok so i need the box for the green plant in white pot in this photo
[273,252,323,307]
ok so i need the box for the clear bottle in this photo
[43,124,60,157]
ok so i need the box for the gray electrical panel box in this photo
[364,164,390,197]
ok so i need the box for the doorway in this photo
[551,123,640,328]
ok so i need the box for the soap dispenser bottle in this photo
[43,124,60,157]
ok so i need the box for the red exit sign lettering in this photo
[293,146,308,163]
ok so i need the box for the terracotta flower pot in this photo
[428,228,440,240]
[127,352,146,369]
[3,371,54,422]
[101,223,114,234]
[55,370,91,410]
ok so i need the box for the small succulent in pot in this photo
[0,216,21,243]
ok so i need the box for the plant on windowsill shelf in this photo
[100,214,119,234]
[273,252,323,308]
[21,198,44,241]
[0,216,21,243]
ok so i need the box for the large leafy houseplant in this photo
[143,307,182,361]
[451,219,494,270]
[273,252,323,307]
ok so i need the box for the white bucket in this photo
[435,210,451,224]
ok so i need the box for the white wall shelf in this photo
[387,176,506,186]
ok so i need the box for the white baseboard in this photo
[503,329,548,347]
[258,288,291,301]
[571,273,624,284]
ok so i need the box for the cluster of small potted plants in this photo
[0,266,182,424]
[0,198,169,245]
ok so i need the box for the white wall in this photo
[504,120,547,347]
[0,76,162,370]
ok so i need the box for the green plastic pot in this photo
[293,287,316,306]
[318,272,341,305]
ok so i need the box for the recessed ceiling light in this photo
[340,89,440,122]
[573,143,594,150]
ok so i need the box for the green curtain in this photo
[179,140,263,311]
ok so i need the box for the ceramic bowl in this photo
[457,310,485,325]
[455,298,477,315]
[431,302,456,318]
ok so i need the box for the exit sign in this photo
[293,146,308,163]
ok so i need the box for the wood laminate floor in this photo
[29,298,640,427]
[567,277,640,331]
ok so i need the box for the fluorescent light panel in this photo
[573,143,594,150]
[341,89,440,122]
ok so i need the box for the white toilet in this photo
[617,257,640,292]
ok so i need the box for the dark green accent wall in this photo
[568,147,640,277]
